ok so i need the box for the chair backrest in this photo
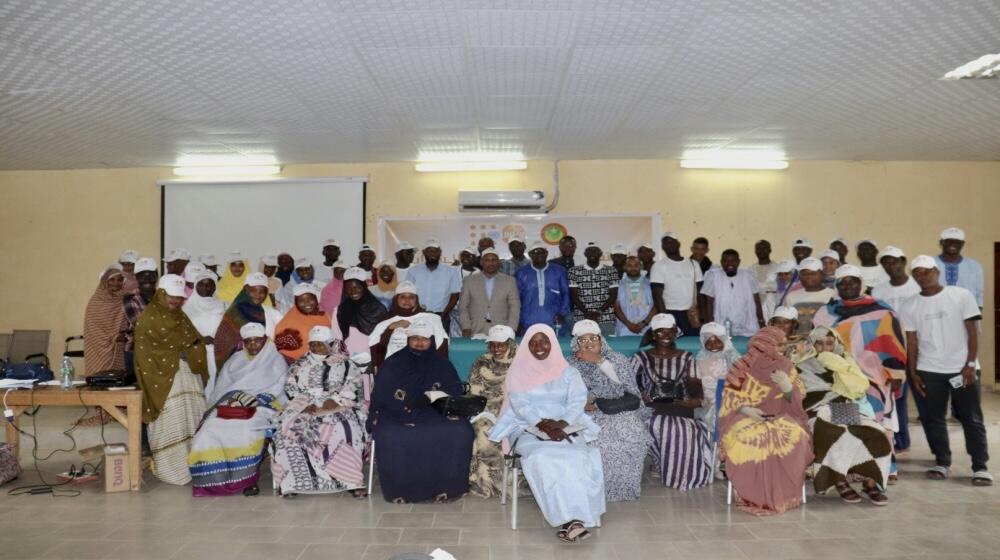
[712,378,726,444]
[0,333,12,362]
[9,329,51,363]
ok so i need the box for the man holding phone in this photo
[900,255,990,486]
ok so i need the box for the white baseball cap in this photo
[227,251,244,265]
[295,257,313,269]
[323,238,340,247]
[260,255,277,267]
[198,254,217,267]
[359,244,375,253]
[395,281,417,295]
[396,241,414,251]
[239,323,266,339]
[792,237,812,249]
[134,257,158,274]
[244,272,269,287]
[332,260,347,270]
[650,313,676,331]
[776,259,796,274]
[528,241,547,253]
[940,227,965,241]
[819,249,841,262]
[293,283,321,297]
[835,264,863,280]
[855,238,879,250]
[308,325,333,343]
[118,249,138,263]
[405,320,434,338]
[571,319,601,337]
[158,274,186,297]
[796,257,822,272]
[480,248,499,257]
[486,325,515,343]
[343,267,369,283]
[424,238,441,249]
[878,245,905,260]
[910,254,939,271]
[183,262,206,283]
[163,249,191,262]
[610,243,627,255]
[772,306,798,320]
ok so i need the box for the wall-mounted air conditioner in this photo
[458,190,547,212]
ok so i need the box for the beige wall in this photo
[1,160,997,383]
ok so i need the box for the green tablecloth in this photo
[447,335,750,381]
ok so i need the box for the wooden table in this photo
[2,386,143,491]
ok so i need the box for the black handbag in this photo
[432,394,487,417]
[653,379,682,403]
[594,392,641,415]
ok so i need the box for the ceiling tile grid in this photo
[1,0,999,169]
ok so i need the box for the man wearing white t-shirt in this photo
[900,255,990,485]
[650,232,702,336]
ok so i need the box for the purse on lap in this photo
[431,395,487,417]
[594,392,641,415]
[828,402,862,425]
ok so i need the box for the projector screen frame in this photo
[157,176,368,267]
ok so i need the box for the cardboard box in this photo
[104,444,130,493]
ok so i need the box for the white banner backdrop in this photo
[378,213,660,263]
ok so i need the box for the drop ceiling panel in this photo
[1,0,998,169]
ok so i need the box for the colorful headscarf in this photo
[216,259,251,303]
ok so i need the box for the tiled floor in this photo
[3,393,1000,560]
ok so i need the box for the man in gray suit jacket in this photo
[459,249,521,337]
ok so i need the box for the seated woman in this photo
[490,325,605,543]
[213,272,283,371]
[769,306,811,362]
[189,323,288,496]
[134,275,210,485]
[796,326,891,505]
[720,327,813,516]
[273,283,332,363]
[368,262,398,309]
[466,325,516,498]
[367,321,474,503]
[271,326,368,497]
[337,267,388,355]
[368,281,448,367]
[183,270,227,385]
[84,265,128,376]
[568,320,649,502]
[695,322,742,433]
[633,314,712,491]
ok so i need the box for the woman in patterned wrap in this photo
[466,325,516,498]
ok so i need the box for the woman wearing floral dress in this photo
[466,325,516,498]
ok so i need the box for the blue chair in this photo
[715,379,807,506]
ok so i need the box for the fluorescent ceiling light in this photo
[415,151,527,172]
[941,53,1000,80]
[175,154,279,166]
[680,149,788,170]
[415,160,527,172]
[173,165,282,177]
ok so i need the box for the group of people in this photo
[79,225,990,541]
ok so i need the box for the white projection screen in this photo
[160,178,366,269]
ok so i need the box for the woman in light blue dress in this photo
[490,324,606,543]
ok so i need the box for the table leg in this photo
[4,408,19,462]
[126,402,142,491]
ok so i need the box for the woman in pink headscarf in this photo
[719,326,813,516]
[489,324,606,543]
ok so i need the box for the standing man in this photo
[609,244,628,278]
[407,239,462,332]
[122,257,158,375]
[700,249,764,337]
[690,236,712,276]
[873,245,920,452]
[314,239,341,286]
[119,249,139,295]
[459,249,520,337]
[649,232,702,336]
[751,240,777,320]
[198,254,219,276]
[568,242,619,336]
[357,244,378,284]
[163,249,191,275]
[856,239,889,291]
[500,236,529,276]
[476,236,495,255]
[516,242,570,335]
[818,249,841,289]
[549,235,577,270]
[636,243,656,275]
[901,255,990,486]
[934,227,984,308]
[394,241,416,282]
[791,238,812,264]
[784,257,836,336]
[829,237,849,263]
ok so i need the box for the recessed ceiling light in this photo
[941,53,1000,80]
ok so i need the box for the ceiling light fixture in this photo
[679,149,788,170]
[414,151,527,172]
[941,53,1000,80]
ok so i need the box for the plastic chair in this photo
[718,381,807,506]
